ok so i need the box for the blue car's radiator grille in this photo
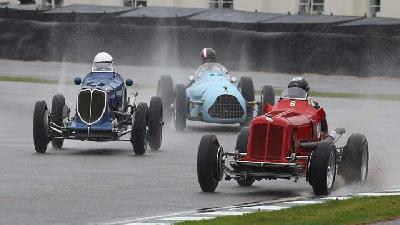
[208,95,244,119]
[77,89,106,124]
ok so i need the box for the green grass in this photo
[179,196,400,225]
[1,75,399,101]
[0,76,58,84]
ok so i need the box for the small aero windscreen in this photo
[280,87,308,100]
[196,63,227,78]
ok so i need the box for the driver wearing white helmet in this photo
[92,52,114,72]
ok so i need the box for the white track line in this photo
[245,205,290,211]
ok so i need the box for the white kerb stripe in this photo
[201,211,251,216]
[160,216,213,221]
[125,223,170,225]
[245,205,289,211]
[285,200,323,205]
[357,192,400,197]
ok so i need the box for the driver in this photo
[288,76,320,109]
[92,52,114,72]
[195,48,228,75]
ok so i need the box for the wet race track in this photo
[0,60,400,224]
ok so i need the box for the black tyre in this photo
[148,96,163,151]
[341,134,369,185]
[157,75,174,122]
[173,84,187,131]
[235,127,249,154]
[33,101,49,153]
[131,103,148,155]
[259,85,275,115]
[197,135,223,192]
[51,93,65,149]
[309,141,336,196]
[237,178,255,187]
[238,77,255,125]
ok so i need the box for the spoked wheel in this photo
[148,96,163,151]
[173,84,187,131]
[33,101,50,153]
[197,135,223,192]
[131,103,148,155]
[309,141,337,196]
[259,85,275,115]
[51,93,65,150]
[238,77,255,126]
[340,134,369,185]
[157,75,174,123]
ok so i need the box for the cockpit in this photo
[195,63,228,79]
[280,87,308,100]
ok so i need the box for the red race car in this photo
[197,87,368,196]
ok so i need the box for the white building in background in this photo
[35,0,400,19]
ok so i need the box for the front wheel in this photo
[197,135,223,192]
[131,103,148,155]
[238,77,255,125]
[33,101,50,153]
[51,93,65,149]
[340,134,369,185]
[173,84,187,131]
[235,127,249,154]
[157,75,174,123]
[259,85,275,115]
[148,96,163,151]
[309,141,336,196]
[237,178,255,187]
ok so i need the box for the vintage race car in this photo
[197,87,369,196]
[156,63,275,130]
[33,71,163,155]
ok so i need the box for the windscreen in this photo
[280,87,308,100]
[196,63,227,78]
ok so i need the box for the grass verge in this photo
[0,76,58,84]
[178,196,400,225]
[1,75,399,101]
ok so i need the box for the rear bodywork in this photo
[186,71,248,124]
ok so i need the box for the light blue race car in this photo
[157,63,275,131]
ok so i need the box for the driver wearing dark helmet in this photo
[288,76,320,109]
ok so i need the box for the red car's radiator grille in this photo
[250,124,267,160]
[208,95,244,119]
[266,125,284,160]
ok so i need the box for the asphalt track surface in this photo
[0,60,399,224]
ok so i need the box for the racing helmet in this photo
[200,48,216,64]
[288,76,310,92]
[92,52,113,72]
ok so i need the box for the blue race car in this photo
[33,70,163,156]
[157,63,275,131]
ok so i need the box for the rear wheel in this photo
[238,77,255,126]
[197,135,223,192]
[235,127,249,154]
[341,134,369,185]
[157,75,174,123]
[33,101,49,153]
[173,84,187,131]
[237,178,255,187]
[148,96,163,151]
[51,93,65,149]
[309,141,336,196]
[131,103,148,155]
[259,85,275,115]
